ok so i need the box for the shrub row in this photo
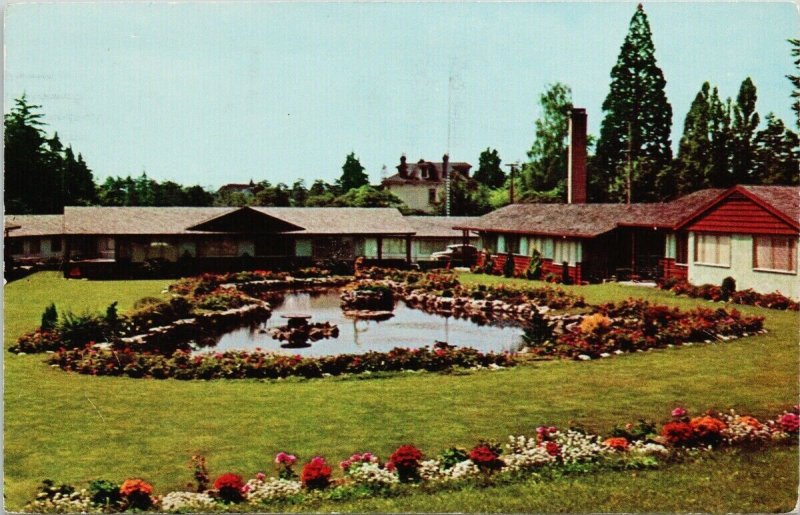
[659,278,799,311]
[46,345,516,380]
[26,405,799,513]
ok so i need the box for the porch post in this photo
[462,230,469,266]
[405,235,412,265]
[377,236,383,261]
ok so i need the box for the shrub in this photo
[503,253,515,278]
[661,421,694,446]
[720,276,736,301]
[57,311,108,347]
[41,303,58,331]
[88,479,122,509]
[10,329,62,353]
[301,457,332,490]
[438,447,469,470]
[191,455,210,493]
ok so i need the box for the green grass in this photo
[4,272,799,511]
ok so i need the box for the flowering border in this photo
[26,406,799,513]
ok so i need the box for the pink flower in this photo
[255,472,266,481]
[779,412,799,433]
[275,452,297,465]
[672,407,687,417]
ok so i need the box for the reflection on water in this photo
[208,290,524,356]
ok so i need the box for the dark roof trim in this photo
[451,226,602,239]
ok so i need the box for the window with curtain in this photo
[753,235,797,272]
[694,234,731,266]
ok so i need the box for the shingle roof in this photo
[404,216,481,238]
[740,185,800,225]
[383,161,472,185]
[63,207,235,235]
[5,215,65,236]
[454,188,728,238]
[251,207,414,235]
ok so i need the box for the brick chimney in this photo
[441,153,449,183]
[567,108,588,204]
[397,154,408,178]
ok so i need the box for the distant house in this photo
[382,154,472,213]
[674,185,799,298]
[6,207,417,278]
[217,180,263,197]
[404,216,479,262]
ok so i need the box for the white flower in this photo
[26,489,94,513]
[446,460,481,480]
[245,477,302,504]
[347,462,399,488]
[503,435,556,472]
[159,491,217,512]
[418,459,445,481]
[418,459,480,482]
[628,440,669,457]
[553,430,610,464]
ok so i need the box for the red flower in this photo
[301,456,332,490]
[661,421,694,445]
[778,412,799,433]
[468,445,502,471]
[213,473,245,503]
[389,445,423,469]
[602,437,630,452]
[690,416,727,444]
[543,441,561,456]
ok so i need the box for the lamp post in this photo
[505,162,519,204]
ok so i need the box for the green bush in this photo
[40,303,58,331]
[721,276,737,301]
[57,311,108,346]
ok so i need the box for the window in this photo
[51,238,62,253]
[504,235,520,254]
[428,188,437,204]
[753,235,797,272]
[198,238,238,257]
[29,238,41,255]
[675,233,689,264]
[694,234,731,266]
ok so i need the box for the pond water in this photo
[205,290,525,356]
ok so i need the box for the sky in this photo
[4,1,798,189]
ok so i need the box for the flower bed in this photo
[659,279,799,311]
[25,405,798,513]
[46,345,515,379]
[529,299,765,360]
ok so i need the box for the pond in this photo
[205,290,525,356]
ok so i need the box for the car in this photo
[430,244,478,263]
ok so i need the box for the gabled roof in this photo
[405,216,480,238]
[5,215,65,236]
[675,185,800,231]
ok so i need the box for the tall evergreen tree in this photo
[788,39,800,129]
[708,87,734,188]
[753,113,800,185]
[593,4,673,202]
[337,152,369,192]
[731,77,760,184]
[473,148,505,189]
[670,82,713,195]
[520,83,572,197]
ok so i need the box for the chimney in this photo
[567,108,588,204]
[397,154,408,178]
[441,153,449,183]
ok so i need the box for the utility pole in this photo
[626,121,633,205]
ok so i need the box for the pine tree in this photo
[4,95,51,213]
[708,87,734,188]
[788,39,800,129]
[731,77,760,184]
[473,148,505,189]
[670,82,713,195]
[753,113,800,185]
[521,83,572,197]
[337,152,369,192]
[593,4,673,202]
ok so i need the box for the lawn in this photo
[4,271,799,511]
